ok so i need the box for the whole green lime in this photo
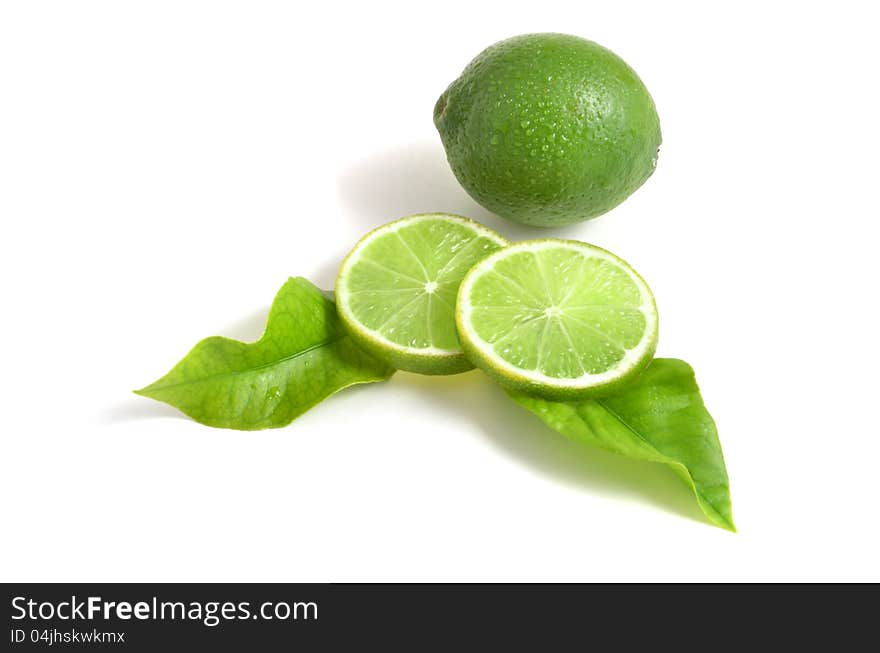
[434,33,661,227]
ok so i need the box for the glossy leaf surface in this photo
[509,358,734,530]
[136,277,393,430]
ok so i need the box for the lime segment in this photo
[336,213,507,374]
[456,240,658,398]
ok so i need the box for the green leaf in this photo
[507,358,734,531]
[136,277,394,430]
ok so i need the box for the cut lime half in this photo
[456,239,658,399]
[336,213,507,374]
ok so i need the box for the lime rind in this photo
[336,213,508,375]
[455,239,658,399]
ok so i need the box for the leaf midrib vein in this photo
[594,399,726,523]
[143,333,346,393]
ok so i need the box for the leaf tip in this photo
[132,385,156,399]
[708,509,736,533]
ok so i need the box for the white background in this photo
[2,1,878,582]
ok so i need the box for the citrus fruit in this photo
[335,213,507,374]
[434,33,661,227]
[456,239,658,398]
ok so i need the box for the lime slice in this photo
[336,213,508,374]
[456,239,658,399]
